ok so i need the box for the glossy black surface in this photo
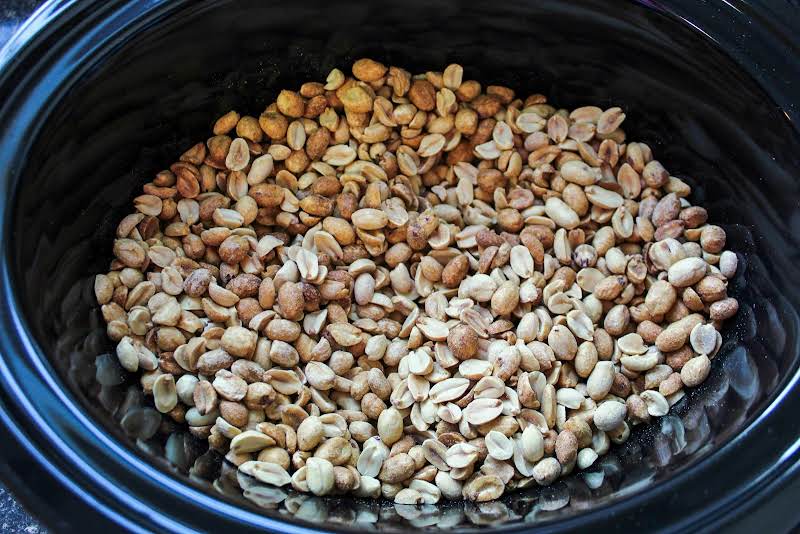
[1,0,800,532]
[0,1,49,529]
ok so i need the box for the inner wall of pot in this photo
[10,0,800,528]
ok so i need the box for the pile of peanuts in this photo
[96,58,739,504]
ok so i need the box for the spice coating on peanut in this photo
[97,59,739,503]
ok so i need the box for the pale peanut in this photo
[96,58,739,505]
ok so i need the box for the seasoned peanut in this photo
[97,58,738,504]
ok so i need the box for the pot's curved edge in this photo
[0,1,799,533]
[0,399,150,533]
[0,2,224,532]
[0,3,127,531]
[0,5,79,527]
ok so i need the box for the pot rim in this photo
[1,1,799,532]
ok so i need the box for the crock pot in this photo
[1,0,799,532]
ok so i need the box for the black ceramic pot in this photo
[1,0,799,532]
